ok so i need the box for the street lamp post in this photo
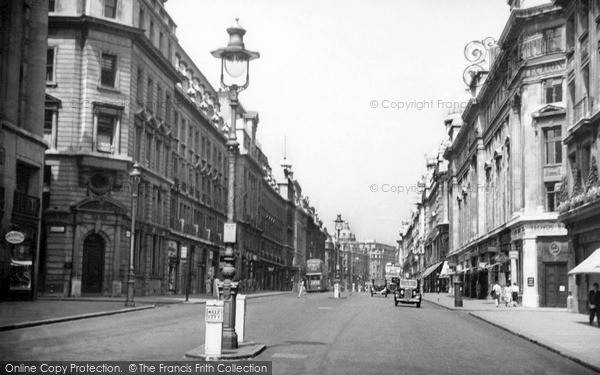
[211,19,259,350]
[334,214,344,295]
[125,163,141,307]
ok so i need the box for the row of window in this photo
[139,2,174,63]
[47,47,118,89]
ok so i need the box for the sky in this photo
[165,0,509,246]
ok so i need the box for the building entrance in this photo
[544,263,568,308]
[82,234,105,293]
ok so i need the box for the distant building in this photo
[361,240,397,281]
[0,0,49,300]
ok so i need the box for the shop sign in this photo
[527,277,535,287]
[49,226,65,233]
[543,166,562,180]
[523,61,564,78]
[5,231,25,244]
[205,305,223,323]
[224,223,237,243]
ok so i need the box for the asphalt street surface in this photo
[0,293,596,375]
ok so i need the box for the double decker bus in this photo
[306,259,328,292]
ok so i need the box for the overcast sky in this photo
[165,0,509,246]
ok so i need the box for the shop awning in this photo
[439,261,454,278]
[420,261,443,279]
[11,259,32,267]
[569,248,600,274]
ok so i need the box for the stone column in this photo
[510,92,523,212]
[521,236,539,307]
[567,237,579,313]
[509,244,518,286]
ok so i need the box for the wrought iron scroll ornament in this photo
[463,37,497,87]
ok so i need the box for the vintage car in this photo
[394,279,421,307]
[370,279,388,297]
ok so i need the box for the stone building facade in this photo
[0,0,49,300]
[42,0,228,297]
[554,0,600,313]
[444,0,568,307]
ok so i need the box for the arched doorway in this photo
[82,234,105,294]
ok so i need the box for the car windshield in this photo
[400,280,418,288]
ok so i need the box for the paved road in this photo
[0,293,596,374]
[250,293,596,375]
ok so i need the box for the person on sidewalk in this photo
[297,279,307,298]
[511,283,519,307]
[589,283,600,326]
[504,283,512,307]
[213,277,221,299]
[492,280,502,307]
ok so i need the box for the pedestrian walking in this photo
[205,276,212,296]
[492,280,502,307]
[213,277,221,299]
[504,284,512,307]
[511,283,519,307]
[589,282,600,326]
[297,279,307,298]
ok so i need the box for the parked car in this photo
[370,279,388,297]
[394,279,421,308]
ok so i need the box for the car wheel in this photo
[384,293,388,298]
[416,302,421,308]
[371,293,373,297]
[394,300,398,306]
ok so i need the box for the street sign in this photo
[205,305,223,323]
[224,223,237,243]
[5,231,25,244]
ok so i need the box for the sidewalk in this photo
[0,291,290,332]
[423,293,600,372]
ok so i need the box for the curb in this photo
[0,305,155,332]
[422,297,460,311]
[0,292,290,332]
[185,342,266,360]
[468,313,600,374]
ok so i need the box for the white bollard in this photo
[235,294,246,344]
[334,283,340,298]
[204,300,224,358]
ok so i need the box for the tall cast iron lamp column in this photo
[334,214,344,290]
[125,163,141,307]
[211,19,259,350]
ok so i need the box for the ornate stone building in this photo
[445,0,568,307]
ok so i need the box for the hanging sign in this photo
[224,223,237,243]
[5,231,25,244]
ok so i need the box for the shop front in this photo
[510,221,568,307]
[559,202,600,313]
